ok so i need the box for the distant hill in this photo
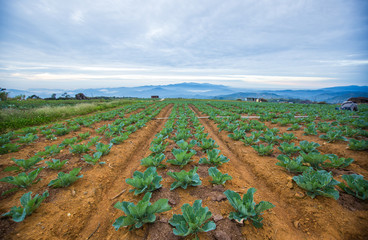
[6,83,368,103]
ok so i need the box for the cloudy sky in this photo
[0,0,367,90]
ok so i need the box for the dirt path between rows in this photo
[190,104,368,240]
[1,104,172,240]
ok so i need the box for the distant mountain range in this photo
[6,83,368,103]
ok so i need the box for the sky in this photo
[0,0,367,90]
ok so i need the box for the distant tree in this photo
[51,93,56,99]
[75,93,88,100]
[27,95,41,99]
[0,88,8,101]
[60,92,71,99]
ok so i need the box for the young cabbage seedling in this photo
[126,167,162,195]
[224,188,275,228]
[338,174,368,200]
[167,167,202,190]
[48,168,83,188]
[169,200,216,239]
[113,192,171,231]
[199,149,230,167]
[2,191,49,222]
[140,153,166,168]
[293,169,340,199]
[208,167,232,185]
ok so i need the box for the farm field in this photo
[0,100,367,240]
[0,98,144,133]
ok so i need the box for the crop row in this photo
[0,102,151,154]
[193,102,368,201]
[0,102,168,223]
[113,103,276,239]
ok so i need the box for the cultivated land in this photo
[0,100,367,240]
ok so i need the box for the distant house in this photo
[246,97,267,102]
[151,95,159,99]
[348,97,368,104]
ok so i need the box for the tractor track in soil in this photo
[190,104,368,240]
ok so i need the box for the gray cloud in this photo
[0,0,367,89]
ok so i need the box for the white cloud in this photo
[0,0,367,90]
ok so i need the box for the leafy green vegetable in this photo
[279,133,297,142]
[292,169,340,199]
[113,192,171,230]
[149,142,169,155]
[78,131,90,140]
[304,123,318,136]
[82,152,104,165]
[110,133,129,144]
[140,153,166,168]
[95,142,113,156]
[169,199,216,239]
[199,149,230,167]
[300,152,329,169]
[17,133,38,144]
[322,154,354,168]
[208,167,232,185]
[126,167,162,195]
[45,159,68,170]
[69,143,90,154]
[299,140,320,153]
[224,188,275,228]
[2,191,49,222]
[197,138,219,151]
[0,168,42,188]
[172,130,191,141]
[240,135,259,146]
[176,139,197,151]
[59,137,78,147]
[348,139,368,151]
[278,142,300,156]
[88,136,102,145]
[0,143,20,155]
[259,132,279,145]
[36,144,64,157]
[167,167,202,190]
[252,144,274,156]
[276,155,310,173]
[287,123,301,131]
[338,174,368,200]
[167,148,196,168]
[11,156,43,171]
[319,130,347,143]
[228,129,246,140]
[48,168,83,188]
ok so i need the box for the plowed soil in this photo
[1,103,367,240]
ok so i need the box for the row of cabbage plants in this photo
[0,102,152,154]
[0,102,168,223]
[193,102,368,201]
[114,103,275,239]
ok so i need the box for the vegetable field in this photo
[0,100,367,240]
